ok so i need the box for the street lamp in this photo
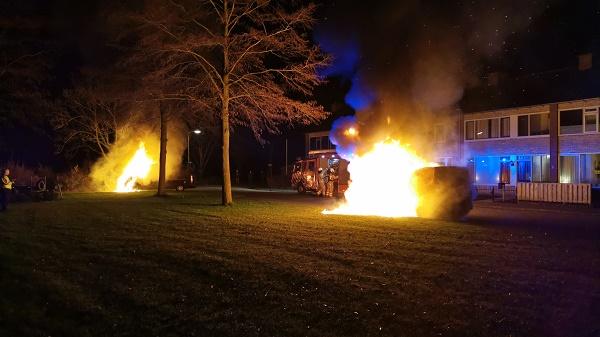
[187,129,202,165]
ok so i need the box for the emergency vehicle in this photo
[290,130,350,197]
[291,155,350,197]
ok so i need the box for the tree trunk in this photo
[157,104,168,197]
[221,5,233,206]
[221,80,233,205]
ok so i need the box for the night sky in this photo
[2,0,600,173]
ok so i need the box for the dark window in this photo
[530,113,549,135]
[465,121,475,140]
[500,117,510,137]
[518,115,529,136]
[308,161,316,171]
[560,109,583,134]
[321,136,330,150]
[309,137,321,151]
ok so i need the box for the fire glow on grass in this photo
[323,140,436,217]
[115,142,154,193]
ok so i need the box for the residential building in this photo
[434,97,600,187]
[305,131,337,158]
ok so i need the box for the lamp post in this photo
[187,129,202,166]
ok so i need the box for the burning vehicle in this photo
[318,129,473,219]
[89,130,188,193]
[412,166,472,220]
[114,142,195,192]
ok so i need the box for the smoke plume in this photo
[317,0,554,159]
[90,123,186,192]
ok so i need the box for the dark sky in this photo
[13,0,600,112]
[314,0,600,112]
[19,0,600,98]
[3,0,600,171]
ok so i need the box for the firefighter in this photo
[326,167,338,197]
[1,168,13,212]
[316,167,325,196]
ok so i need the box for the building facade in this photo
[435,97,600,187]
[305,131,337,158]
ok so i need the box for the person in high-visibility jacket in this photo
[1,168,13,212]
[325,168,338,197]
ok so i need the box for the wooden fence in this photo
[517,182,592,205]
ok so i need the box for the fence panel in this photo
[517,182,591,204]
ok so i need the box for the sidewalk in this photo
[474,198,600,215]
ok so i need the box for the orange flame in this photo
[323,140,436,217]
[115,142,154,193]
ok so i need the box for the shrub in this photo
[58,165,92,192]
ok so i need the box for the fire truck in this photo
[291,131,351,197]
[291,155,350,197]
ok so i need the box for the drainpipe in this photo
[549,103,559,183]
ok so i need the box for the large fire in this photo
[115,142,154,193]
[323,139,435,217]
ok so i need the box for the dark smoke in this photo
[317,0,555,158]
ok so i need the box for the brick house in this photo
[433,97,600,187]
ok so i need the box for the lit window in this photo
[475,120,489,139]
[490,118,500,138]
[530,113,549,135]
[500,117,510,137]
[584,110,598,133]
[560,156,579,183]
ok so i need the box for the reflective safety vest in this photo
[2,176,12,190]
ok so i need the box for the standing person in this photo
[1,168,13,212]
[316,167,325,196]
[326,168,338,198]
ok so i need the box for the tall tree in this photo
[135,0,328,205]
[53,85,133,159]
[157,102,169,196]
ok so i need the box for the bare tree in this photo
[134,0,329,205]
[156,102,169,196]
[53,86,132,158]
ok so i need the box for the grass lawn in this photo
[0,191,598,337]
